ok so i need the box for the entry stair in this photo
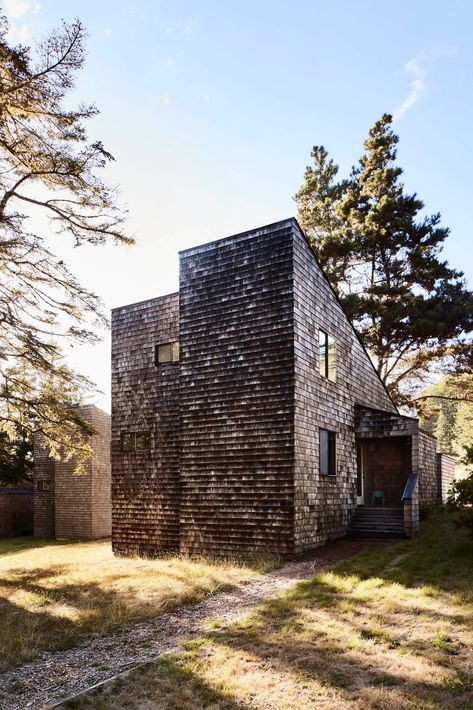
[348,506,404,539]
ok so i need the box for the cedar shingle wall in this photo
[418,431,437,506]
[111,294,180,556]
[54,456,92,539]
[292,224,398,552]
[34,406,111,540]
[54,406,111,540]
[179,223,295,556]
[33,446,55,538]
[89,407,112,538]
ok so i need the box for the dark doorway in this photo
[357,437,411,508]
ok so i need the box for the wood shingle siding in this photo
[179,223,295,556]
[111,218,444,557]
[111,294,180,556]
[33,405,111,540]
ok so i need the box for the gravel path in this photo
[0,539,373,710]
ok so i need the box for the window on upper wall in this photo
[120,432,151,452]
[319,428,336,476]
[319,330,336,382]
[155,341,179,365]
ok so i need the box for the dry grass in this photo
[70,511,473,710]
[0,537,273,672]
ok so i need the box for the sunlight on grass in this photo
[0,538,275,672]
[68,512,473,710]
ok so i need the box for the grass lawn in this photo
[0,537,271,672]
[70,511,473,710]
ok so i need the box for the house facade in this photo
[111,219,452,558]
[34,405,111,540]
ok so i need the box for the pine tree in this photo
[295,146,352,288]
[0,17,132,469]
[296,114,473,405]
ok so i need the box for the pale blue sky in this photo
[4,0,472,409]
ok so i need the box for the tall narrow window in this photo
[156,341,179,365]
[319,330,336,382]
[320,428,336,476]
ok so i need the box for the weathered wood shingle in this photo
[179,223,295,556]
[111,294,180,556]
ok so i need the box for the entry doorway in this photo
[356,442,364,505]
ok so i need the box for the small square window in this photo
[135,431,151,450]
[319,330,336,382]
[120,431,151,452]
[156,341,179,365]
[121,433,135,452]
[320,428,336,476]
[37,479,51,492]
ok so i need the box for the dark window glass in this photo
[121,433,135,451]
[319,330,336,382]
[136,431,151,450]
[320,428,336,476]
[121,432,151,452]
[156,341,179,365]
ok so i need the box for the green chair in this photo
[371,490,385,507]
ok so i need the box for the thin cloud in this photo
[4,0,31,19]
[393,46,457,121]
[104,28,112,37]
[160,16,196,35]
[4,0,42,43]
[161,92,171,105]
[7,21,30,42]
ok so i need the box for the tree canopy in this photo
[296,114,473,407]
[0,16,132,473]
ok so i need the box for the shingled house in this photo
[34,405,111,540]
[111,218,454,557]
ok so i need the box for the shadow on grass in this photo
[0,566,139,672]
[58,655,255,710]
[192,512,473,708]
[0,556,257,672]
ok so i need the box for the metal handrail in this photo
[401,472,419,501]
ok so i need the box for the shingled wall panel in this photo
[418,430,437,507]
[34,405,111,540]
[179,223,295,556]
[111,294,180,556]
[33,444,55,538]
[292,223,398,552]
